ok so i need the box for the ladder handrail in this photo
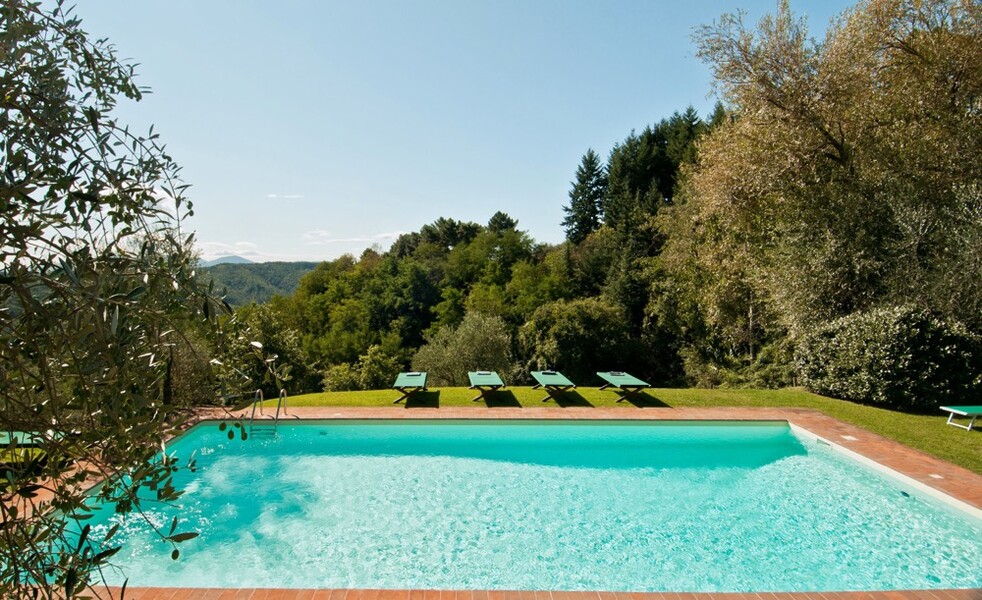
[248,389,287,439]
[249,388,265,422]
[274,389,288,421]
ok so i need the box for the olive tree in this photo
[0,2,261,597]
[660,0,982,383]
[698,0,981,331]
[411,312,514,386]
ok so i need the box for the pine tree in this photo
[602,129,666,231]
[487,210,518,233]
[707,101,729,130]
[562,149,606,245]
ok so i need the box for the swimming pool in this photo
[85,420,982,591]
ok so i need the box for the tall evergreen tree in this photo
[487,210,518,233]
[706,101,729,130]
[562,149,606,244]
[602,128,669,231]
[602,111,705,232]
[664,107,706,191]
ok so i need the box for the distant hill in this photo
[201,255,255,267]
[202,261,319,305]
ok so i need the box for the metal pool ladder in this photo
[248,389,289,439]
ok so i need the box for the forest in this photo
[216,1,982,413]
[224,104,713,395]
[204,261,319,305]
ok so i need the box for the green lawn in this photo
[275,387,982,474]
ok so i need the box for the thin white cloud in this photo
[301,230,403,246]
[196,240,263,261]
[302,230,331,241]
[266,193,305,199]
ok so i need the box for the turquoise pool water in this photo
[86,420,982,591]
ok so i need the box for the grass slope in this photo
[278,387,982,474]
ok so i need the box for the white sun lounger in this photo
[939,406,982,431]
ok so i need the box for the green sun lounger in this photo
[0,431,48,447]
[468,371,505,402]
[0,430,61,472]
[392,371,427,404]
[596,371,650,402]
[530,370,575,403]
[940,406,982,431]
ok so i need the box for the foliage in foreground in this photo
[3,0,978,591]
[0,3,267,597]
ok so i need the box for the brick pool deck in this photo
[101,406,982,600]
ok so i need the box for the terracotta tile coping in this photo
[97,588,982,600]
[99,407,981,600]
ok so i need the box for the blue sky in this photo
[77,0,854,262]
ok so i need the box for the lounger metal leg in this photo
[540,385,556,402]
[540,386,572,403]
[472,386,503,402]
[394,387,424,404]
[945,412,977,431]
[612,386,643,402]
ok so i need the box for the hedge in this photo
[795,305,981,412]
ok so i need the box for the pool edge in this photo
[97,406,981,599]
[94,585,982,599]
[787,422,982,521]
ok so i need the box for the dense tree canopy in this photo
[656,0,982,386]
[519,298,633,384]
[249,105,712,391]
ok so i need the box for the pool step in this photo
[247,388,288,440]
[249,425,278,439]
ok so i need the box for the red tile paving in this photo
[76,594,977,600]
[93,407,981,600]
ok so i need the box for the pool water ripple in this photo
[84,421,982,591]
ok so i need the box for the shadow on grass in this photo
[479,390,522,408]
[622,391,671,408]
[404,390,440,408]
[542,390,593,408]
